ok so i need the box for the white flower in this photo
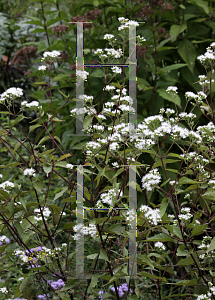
[66,164,74,170]
[0,174,3,179]
[105,48,123,59]
[154,241,165,250]
[105,85,116,91]
[104,34,114,40]
[34,207,51,222]
[22,101,40,108]
[41,50,61,61]
[109,142,119,151]
[18,276,24,281]
[0,87,23,102]
[111,66,122,74]
[0,181,15,190]
[93,49,103,55]
[139,205,161,226]
[97,114,106,120]
[0,287,8,293]
[166,86,178,93]
[38,65,47,71]
[23,168,36,177]
[141,168,162,192]
[76,70,89,81]
[126,209,136,225]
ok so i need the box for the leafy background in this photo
[1,0,215,299]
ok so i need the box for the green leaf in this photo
[178,177,197,185]
[138,271,167,281]
[177,256,195,266]
[145,233,174,242]
[34,81,47,85]
[169,23,187,42]
[53,186,68,201]
[52,74,71,83]
[140,254,154,268]
[58,153,72,161]
[11,115,25,128]
[157,89,181,108]
[43,164,52,176]
[159,63,187,73]
[153,159,180,169]
[191,224,208,237]
[207,237,215,252]
[87,275,99,293]
[189,0,209,14]
[160,198,169,218]
[90,69,104,77]
[63,196,76,202]
[38,136,50,145]
[99,248,109,261]
[32,180,43,193]
[8,198,14,216]
[177,39,197,73]
[54,136,62,144]
[29,124,42,134]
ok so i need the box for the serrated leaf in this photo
[144,233,173,242]
[99,248,109,261]
[32,180,43,192]
[138,271,167,281]
[54,136,61,144]
[157,89,181,108]
[43,164,52,176]
[160,198,169,218]
[29,124,42,134]
[58,153,72,161]
[34,81,47,85]
[11,115,25,127]
[177,39,197,73]
[53,186,68,201]
[170,23,187,42]
[38,136,50,145]
[191,224,208,237]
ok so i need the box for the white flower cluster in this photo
[104,34,115,40]
[85,141,101,156]
[41,50,61,61]
[118,17,140,31]
[96,188,123,207]
[141,168,162,192]
[66,164,74,170]
[166,86,178,93]
[178,207,192,222]
[139,205,162,226]
[76,70,89,81]
[0,181,15,191]
[0,87,23,102]
[197,44,215,64]
[196,281,215,299]
[154,241,166,251]
[73,223,97,240]
[38,65,47,71]
[198,74,214,87]
[111,66,122,74]
[126,209,136,225]
[180,152,210,180]
[105,48,123,59]
[33,207,52,222]
[23,168,36,177]
[21,100,42,109]
[198,236,215,260]
[0,287,7,293]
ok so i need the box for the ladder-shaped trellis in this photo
[68,20,144,281]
